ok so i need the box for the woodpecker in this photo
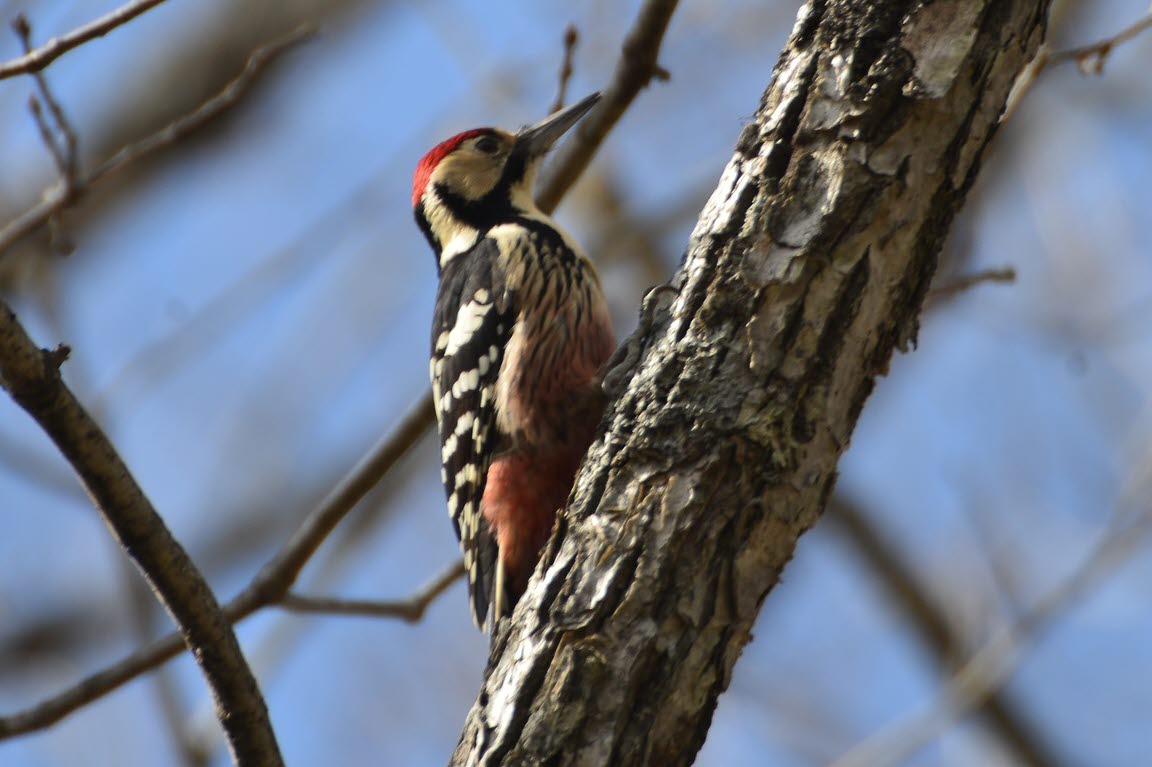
[413,93,615,630]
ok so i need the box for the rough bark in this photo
[450,1,1050,765]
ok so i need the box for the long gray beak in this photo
[516,92,601,157]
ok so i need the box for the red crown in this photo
[411,129,492,207]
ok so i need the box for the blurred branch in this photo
[281,560,466,621]
[1005,9,1152,118]
[549,24,579,114]
[826,500,1064,767]
[0,25,313,260]
[831,509,1152,767]
[1048,10,1152,72]
[119,559,210,767]
[0,0,173,81]
[0,434,85,503]
[0,0,384,289]
[925,266,1016,306]
[0,395,434,740]
[0,604,119,674]
[89,172,344,416]
[537,0,678,213]
[957,495,1029,618]
[12,14,81,253]
[90,25,312,180]
[585,170,670,279]
[0,303,282,765]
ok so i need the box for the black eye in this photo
[475,136,500,154]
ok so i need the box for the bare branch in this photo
[1048,11,1152,73]
[537,0,678,213]
[119,560,210,767]
[90,25,313,181]
[549,24,579,115]
[242,395,435,597]
[0,0,174,81]
[1005,10,1152,119]
[926,266,1016,306]
[281,560,466,622]
[0,303,283,765]
[0,394,435,739]
[12,16,80,183]
[0,25,313,259]
[12,15,82,252]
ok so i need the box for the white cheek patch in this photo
[422,192,479,268]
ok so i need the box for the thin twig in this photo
[549,24,579,115]
[281,561,466,622]
[0,25,313,260]
[25,97,69,181]
[0,0,174,81]
[538,0,679,213]
[13,15,82,252]
[1004,11,1152,119]
[0,303,283,765]
[119,559,209,767]
[13,16,80,183]
[90,25,312,180]
[1047,12,1152,72]
[926,267,1016,305]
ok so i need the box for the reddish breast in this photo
[482,446,586,598]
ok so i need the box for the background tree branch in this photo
[0,303,283,766]
[451,1,1052,764]
[0,0,173,80]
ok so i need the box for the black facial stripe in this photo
[433,142,533,231]
[414,201,440,261]
[497,145,529,192]
[436,183,513,231]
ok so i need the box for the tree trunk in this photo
[451,1,1050,765]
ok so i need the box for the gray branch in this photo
[450,1,1051,764]
[0,304,283,766]
[0,0,173,80]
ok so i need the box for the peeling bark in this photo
[451,1,1050,765]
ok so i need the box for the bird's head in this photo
[412,93,600,265]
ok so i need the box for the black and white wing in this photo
[429,239,513,629]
